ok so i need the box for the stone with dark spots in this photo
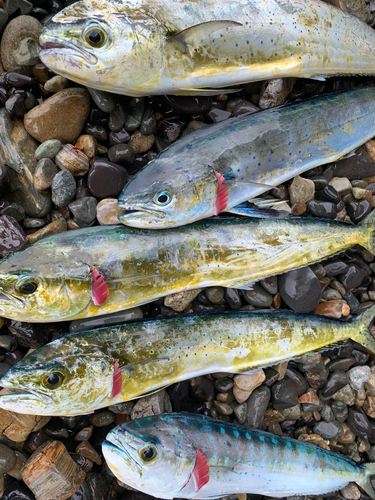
[188,376,215,402]
[338,265,366,291]
[305,367,329,390]
[51,169,76,207]
[306,200,337,219]
[323,261,349,277]
[245,386,271,428]
[271,379,299,410]
[346,200,372,224]
[331,400,348,423]
[347,408,373,438]
[321,371,349,398]
[0,215,28,257]
[285,367,309,396]
[278,267,321,313]
[88,160,129,198]
[7,321,48,348]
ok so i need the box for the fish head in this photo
[0,337,114,415]
[0,240,93,322]
[118,157,218,228]
[39,0,165,93]
[103,416,197,498]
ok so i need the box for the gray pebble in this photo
[90,410,115,427]
[205,287,224,304]
[313,420,344,440]
[320,404,335,423]
[233,402,247,424]
[34,158,59,192]
[279,266,321,313]
[242,283,273,308]
[347,365,371,391]
[0,335,17,351]
[35,139,62,160]
[125,98,145,131]
[140,108,157,136]
[88,88,116,114]
[108,401,135,414]
[0,203,25,222]
[246,386,271,428]
[109,103,126,132]
[0,443,16,474]
[68,197,97,227]
[215,377,234,393]
[260,276,278,295]
[22,217,47,229]
[0,8,8,28]
[224,288,242,310]
[51,170,76,207]
[321,288,342,301]
[107,143,135,166]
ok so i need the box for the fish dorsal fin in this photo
[170,20,242,53]
[91,268,109,306]
[192,449,210,492]
[214,171,229,215]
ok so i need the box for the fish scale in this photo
[103,413,375,499]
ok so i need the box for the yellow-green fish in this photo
[39,0,375,96]
[1,306,375,416]
[0,214,375,322]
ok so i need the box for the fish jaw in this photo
[0,385,54,415]
[117,206,168,228]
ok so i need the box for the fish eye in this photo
[15,277,38,294]
[83,26,107,48]
[42,372,64,390]
[139,445,158,463]
[154,191,172,206]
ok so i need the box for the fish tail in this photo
[357,462,375,499]
[352,304,375,356]
[359,209,375,254]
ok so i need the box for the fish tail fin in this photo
[359,210,375,254]
[357,462,375,499]
[352,304,375,356]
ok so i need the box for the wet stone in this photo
[260,276,278,295]
[131,389,172,419]
[108,103,125,132]
[315,299,349,319]
[33,158,59,192]
[0,215,28,257]
[88,160,128,198]
[205,287,224,304]
[333,147,375,179]
[68,197,97,227]
[347,408,373,438]
[307,200,337,219]
[76,441,101,465]
[339,265,366,290]
[90,411,115,428]
[164,95,212,115]
[208,108,231,122]
[224,288,242,309]
[264,367,280,387]
[330,400,348,423]
[321,371,349,398]
[43,420,69,440]
[107,143,135,166]
[5,94,26,118]
[313,420,344,440]
[327,358,356,372]
[96,198,125,225]
[279,267,321,313]
[289,175,315,204]
[87,88,116,114]
[86,472,108,500]
[347,200,372,223]
[34,140,61,161]
[44,76,68,93]
[348,366,370,391]
[272,379,299,410]
[285,368,309,396]
[215,377,234,393]
[321,404,335,423]
[245,386,271,429]
[323,260,349,277]
[140,108,157,136]
[51,170,76,207]
[233,402,247,424]
[242,283,273,307]
[108,128,131,147]
[329,177,352,196]
[0,443,16,474]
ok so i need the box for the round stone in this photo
[107,144,135,166]
[88,160,129,198]
[205,287,224,304]
[24,88,91,143]
[34,158,59,192]
[35,140,62,160]
[278,266,321,313]
[0,443,16,474]
[242,283,273,307]
[87,88,116,114]
[348,366,370,391]
[44,76,69,93]
[51,170,76,207]
[90,410,115,427]
[96,198,125,225]
[128,131,155,154]
[68,197,97,227]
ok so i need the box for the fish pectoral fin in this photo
[169,20,242,52]
[226,204,292,219]
[192,450,210,492]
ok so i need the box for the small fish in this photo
[0,306,375,415]
[103,413,375,499]
[39,0,375,96]
[1,213,375,322]
[118,87,375,228]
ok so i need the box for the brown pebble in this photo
[67,219,80,230]
[8,450,27,480]
[33,63,49,84]
[291,201,306,216]
[267,423,283,436]
[0,405,50,442]
[75,135,97,162]
[96,198,125,225]
[24,88,90,144]
[115,414,131,425]
[315,299,349,319]
[44,76,69,93]
[363,396,375,418]
[21,440,85,500]
[75,440,102,465]
[298,433,330,450]
[338,423,356,444]
[0,317,5,329]
[74,426,93,442]
[272,292,281,309]
[298,389,319,405]
[128,131,155,154]
[55,144,89,177]
[27,219,67,243]
[263,408,285,427]
[58,206,70,219]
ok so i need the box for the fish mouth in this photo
[117,205,166,220]
[0,388,53,406]
[39,34,98,65]
[103,435,142,473]
[0,290,25,309]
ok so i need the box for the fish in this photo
[38,0,375,96]
[1,213,375,322]
[1,306,375,416]
[118,87,375,228]
[102,412,375,499]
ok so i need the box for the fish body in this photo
[39,0,375,96]
[103,413,375,499]
[118,87,375,228]
[0,214,375,322]
[1,306,375,415]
